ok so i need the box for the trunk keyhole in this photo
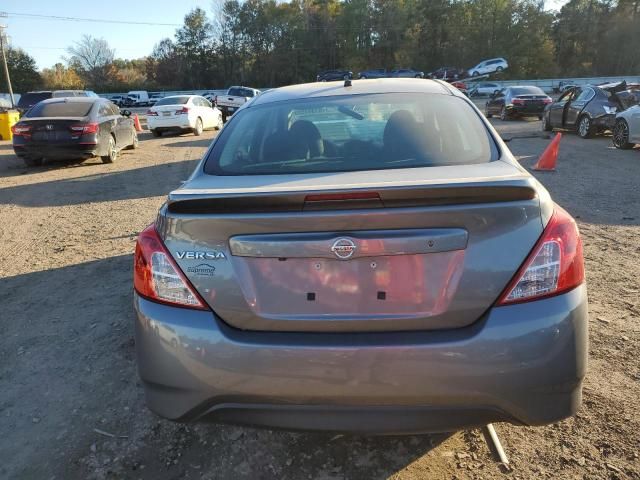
[307,292,316,301]
[377,291,386,300]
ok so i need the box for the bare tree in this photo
[66,35,115,89]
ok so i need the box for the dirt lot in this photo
[0,115,639,480]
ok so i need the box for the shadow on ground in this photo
[0,158,200,207]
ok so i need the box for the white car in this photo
[612,104,640,149]
[147,95,223,137]
[469,82,502,96]
[468,58,508,77]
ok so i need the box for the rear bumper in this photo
[506,105,546,116]
[147,116,193,130]
[12,143,97,159]
[134,284,588,434]
[218,105,240,116]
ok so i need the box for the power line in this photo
[2,11,181,27]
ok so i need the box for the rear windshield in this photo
[204,93,496,175]
[511,87,545,95]
[228,88,255,97]
[155,96,190,106]
[17,92,52,108]
[25,101,93,118]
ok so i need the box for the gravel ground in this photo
[0,116,638,480]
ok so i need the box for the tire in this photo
[493,90,500,96]
[473,71,479,77]
[222,114,227,124]
[577,115,593,139]
[496,66,504,72]
[151,129,161,138]
[414,74,421,78]
[215,113,223,131]
[101,135,117,164]
[23,156,43,167]
[500,107,509,121]
[541,114,553,131]
[485,104,493,118]
[193,118,203,136]
[360,75,367,79]
[612,118,633,149]
[126,129,139,150]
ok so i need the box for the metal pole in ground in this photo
[0,22,15,108]
[482,423,511,471]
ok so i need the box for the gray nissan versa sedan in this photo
[133,78,588,434]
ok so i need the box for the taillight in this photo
[543,97,553,104]
[11,123,32,137]
[176,107,189,115]
[146,110,158,116]
[512,98,525,105]
[497,206,584,305]
[134,224,208,310]
[70,122,99,134]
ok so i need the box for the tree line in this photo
[2,0,639,94]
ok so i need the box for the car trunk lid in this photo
[159,161,545,332]
[21,117,87,143]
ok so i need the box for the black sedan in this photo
[316,70,353,82]
[541,83,629,138]
[485,86,552,120]
[11,97,137,167]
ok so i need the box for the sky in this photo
[2,0,209,68]
[2,0,569,70]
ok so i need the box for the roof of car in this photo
[37,97,102,104]
[251,78,456,107]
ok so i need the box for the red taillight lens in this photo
[134,224,208,310]
[497,206,584,305]
[11,124,32,136]
[146,109,158,116]
[543,97,553,104]
[176,107,189,115]
[70,122,99,134]
[512,99,525,105]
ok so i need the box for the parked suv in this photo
[16,90,94,115]
[468,58,508,77]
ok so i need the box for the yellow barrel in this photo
[0,110,21,141]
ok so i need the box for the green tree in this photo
[1,48,42,94]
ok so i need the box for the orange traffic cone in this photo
[133,114,143,132]
[533,132,561,171]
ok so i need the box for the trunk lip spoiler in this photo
[166,178,539,214]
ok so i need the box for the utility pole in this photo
[0,15,15,108]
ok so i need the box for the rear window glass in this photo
[204,93,496,176]
[228,88,254,97]
[26,101,93,118]
[155,96,190,106]
[17,92,52,108]
[511,87,545,95]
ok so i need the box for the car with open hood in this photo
[133,78,587,434]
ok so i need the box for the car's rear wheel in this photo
[126,129,139,150]
[360,75,367,79]
[473,71,479,77]
[496,66,504,72]
[215,113,223,130]
[577,115,594,139]
[542,114,552,131]
[151,129,161,138]
[485,104,493,118]
[193,118,203,136]
[23,156,43,167]
[612,118,633,149]
[500,107,509,121]
[101,135,117,164]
